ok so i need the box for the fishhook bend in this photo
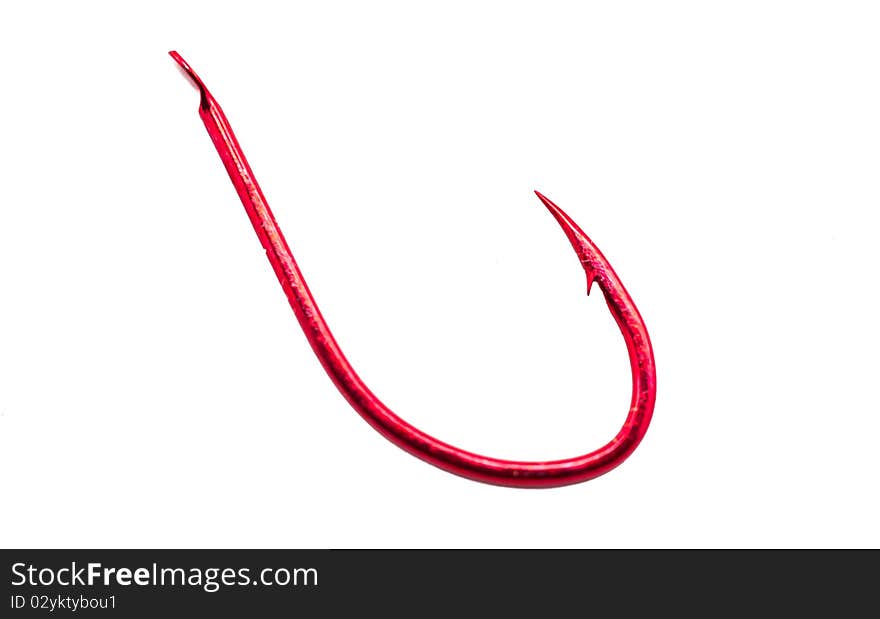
[170,51,656,488]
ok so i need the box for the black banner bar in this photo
[0,550,874,615]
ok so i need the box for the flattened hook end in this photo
[169,50,210,109]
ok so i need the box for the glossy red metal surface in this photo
[170,51,656,488]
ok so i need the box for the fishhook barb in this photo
[169,51,656,488]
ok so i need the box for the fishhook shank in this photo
[170,51,657,488]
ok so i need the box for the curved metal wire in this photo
[170,51,656,488]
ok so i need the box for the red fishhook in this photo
[170,51,656,488]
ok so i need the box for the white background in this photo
[1,1,878,548]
